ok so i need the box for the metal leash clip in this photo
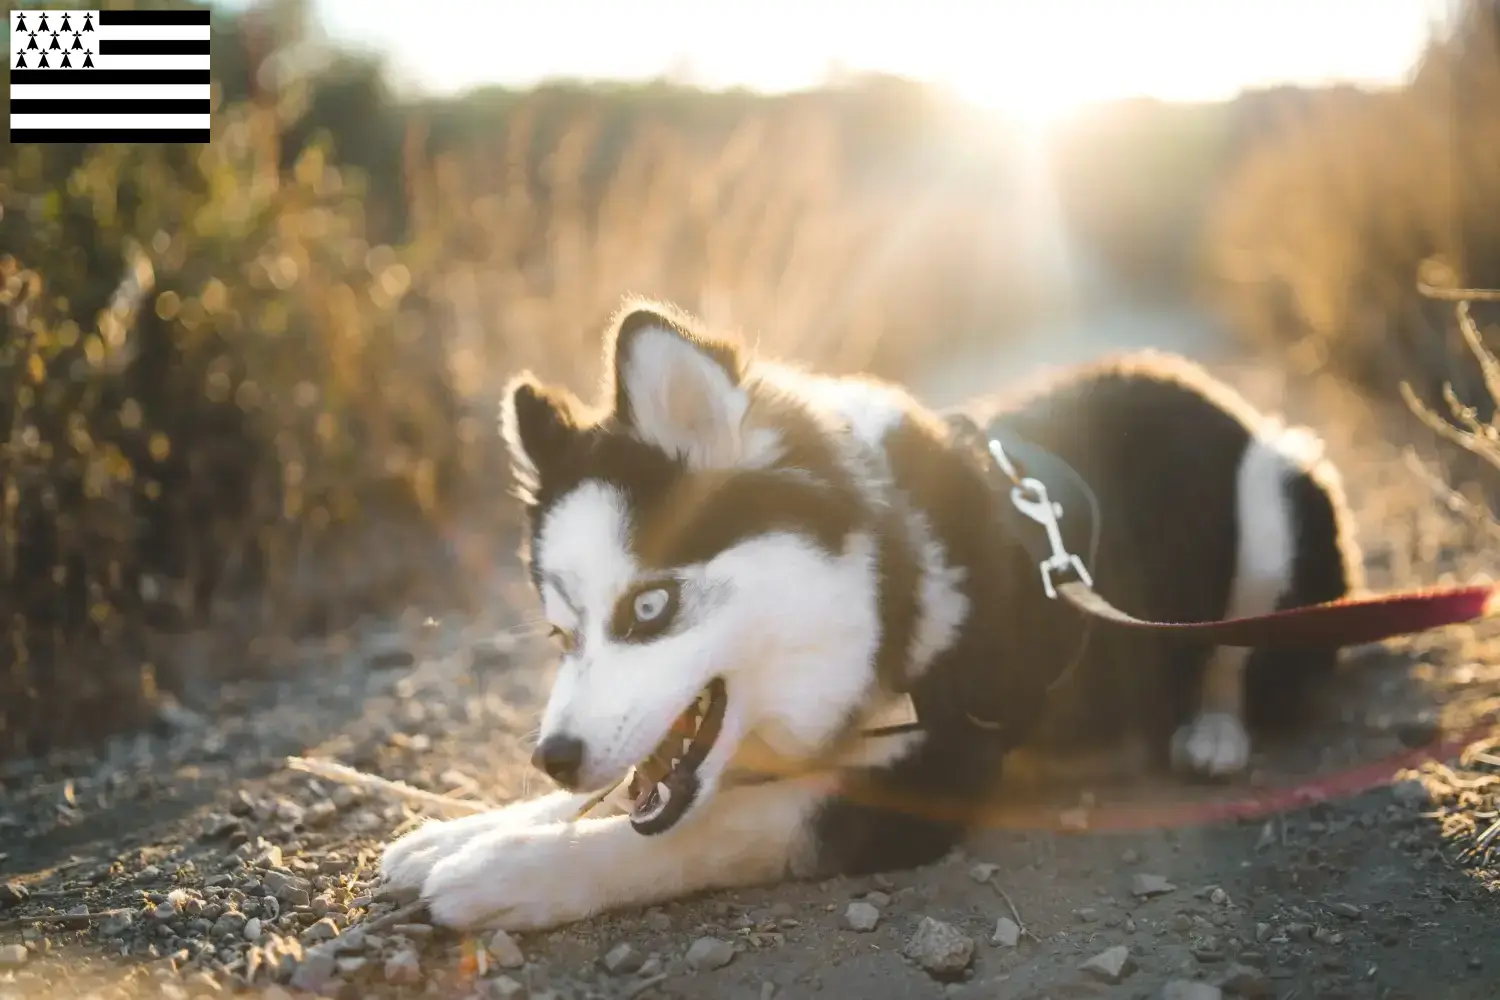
[1009,477,1093,600]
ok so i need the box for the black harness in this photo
[858,413,1103,741]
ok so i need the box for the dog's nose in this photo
[531,733,586,788]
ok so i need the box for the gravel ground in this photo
[1,319,1498,1000]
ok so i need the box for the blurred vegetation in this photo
[1203,0,1500,405]
[2,0,1496,758]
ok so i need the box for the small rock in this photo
[1121,848,1141,865]
[1329,902,1363,920]
[601,942,644,975]
[99,911,134,937]
[263,870,313,907]
[1311,926,1343,946]
[1163,981,1223,1000]
[0,883,29,909]
[1209,887,1229,905]
[302,917,340,943]
[384,948,422,985]
[967,862,999,883]
[0,943,27,967]
[289,949,338,994]
[1217,963,1274,998]
[488,929,525,969]
[1079,945,1135,984]
[211,910,247,937]
[843,901,881,932]
[242,916,264,942]
[991,917,1021,948]
[904,917,974,978]
[1131,874,1177,898]
[686,936,735,971]
[864,890,891,907]
[486,975,526,999]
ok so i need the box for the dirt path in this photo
[1,308,1498,1000]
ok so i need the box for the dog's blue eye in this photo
[633,588,669,622]
[611,580,680,642]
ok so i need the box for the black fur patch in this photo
[812,352,1362,876]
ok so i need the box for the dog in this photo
[379,300,1362,931]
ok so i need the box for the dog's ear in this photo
[606,301,748,468]
[500,372,584,503]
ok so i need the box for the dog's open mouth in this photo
[626,677,727,835]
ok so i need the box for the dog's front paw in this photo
[1171,712,1251,778]
[381,809,527,891]
[422,826,605,932]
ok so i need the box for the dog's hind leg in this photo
[1172,426,1311,778]
[418,780,826,931]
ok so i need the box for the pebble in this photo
[99,911,134,936]
[489,929,526,969]
[1163,981,1224,1000]
[1330,901,1363,920]
[864,890,892,907]
[0,883,30,909]
[904,916,974,978]
[685,936,735,971]
[262,870,313,907]
[384,947,423,985]
[210,911,247,937]
[1079,945,1135,984]
[1217,963,1274,997]
[967,862,999,883]
[242,916,264,942]
[289,949,338,993]
[486,974,526,998]
[0,944,27,967]
[601,942,644,974]
[991,917,1021,948]
[1131,873,1177,897]
[302,917,340,943]
[843,901,881,932]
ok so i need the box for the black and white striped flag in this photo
[8,9,211,144]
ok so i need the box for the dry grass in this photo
[0,55,1047,756]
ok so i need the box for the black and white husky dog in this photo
[380,301,1361,930]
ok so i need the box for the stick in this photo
[0,908,132,932]
[981,875,1038,942]
[286,757,493,817]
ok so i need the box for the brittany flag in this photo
[8,9,211,144]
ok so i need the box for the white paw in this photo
[1171,712,1251,778]
[422,825,604,932]
[380,810,514,891]
[380,792,591,891]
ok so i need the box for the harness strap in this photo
[944,412,1500,649]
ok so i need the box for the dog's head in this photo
[501,302,888,834]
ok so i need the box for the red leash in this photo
[950,414,1500,649]
[1056,579,1500,649]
